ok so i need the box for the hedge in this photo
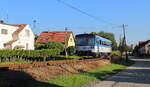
[0,49,60,62]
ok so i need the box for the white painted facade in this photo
[0,23,35,50]
[138,42,150,55]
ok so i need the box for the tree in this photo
[45,42,64,52]
[35,41,64,53]
[96,31,118,50]
[67,46,76,56]
[35,43,45,50]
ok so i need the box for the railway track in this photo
[0,58,105,70]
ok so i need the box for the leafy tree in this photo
[45,42,64,52]
[96,31,118,50]
[67,46,76,56]
[35,43,45,50]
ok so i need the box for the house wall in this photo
[0,24,17,49]
[67,33,75,47]
[138,47,145,55]
[145,42,150,54]
[12,25,35,50]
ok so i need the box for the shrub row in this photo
[0,49,60,62]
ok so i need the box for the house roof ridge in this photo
[0,21,27,27]
[13,24,27,35]
[36,31,74,43]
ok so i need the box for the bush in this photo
[112,51,121,56]
[35,42,64,53]
[0,49,60,62]
[35,43,45,50]
[67,46,75,56]
[45,42,64,52]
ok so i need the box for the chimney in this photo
[0,20,4,24]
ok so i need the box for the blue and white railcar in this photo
[75,34,112,56]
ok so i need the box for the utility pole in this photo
[119,34,123,59]
[64,27,68,58]
[122,24,128,62]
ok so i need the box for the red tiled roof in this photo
[13,24,27,34]
[0,21,27,34]
[36,31,73,43]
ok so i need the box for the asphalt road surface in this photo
[92,58,150,87]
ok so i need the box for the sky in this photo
[0,0,150,45]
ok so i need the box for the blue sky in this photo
[1,0,150,44]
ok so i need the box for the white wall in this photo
[0,24,18,49]
[0,24,35,50]
[12,25,35,50]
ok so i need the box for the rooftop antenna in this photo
[33,20,38,35]
[33,20,37,29]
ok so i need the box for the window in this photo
[99,40,102,45]
[96,40,99,44]
[1,29,8,34]
[25,30,30,36]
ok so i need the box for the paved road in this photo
[93,58,150,87]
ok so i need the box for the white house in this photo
[138,40,150,55]
[0,20,35,50]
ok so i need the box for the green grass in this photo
[48,60,135,87]
[0,59,31,65]
[144,57,150,59]
[56,55,82,59]
[112,51,121,56]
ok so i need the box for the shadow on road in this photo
[80,58,150,85]
[105,58,150,84]
[106,69,150,84]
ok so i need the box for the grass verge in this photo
[48,60,135,87]
[0,59,31,65]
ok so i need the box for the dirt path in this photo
[92,58,150,87]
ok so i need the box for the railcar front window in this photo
[76,36,94,46]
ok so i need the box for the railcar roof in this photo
[96,35,111,42]
[76,34,95,37]
[76,34,111,43]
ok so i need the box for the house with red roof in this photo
[36,31,75,47]
[0,20,35,50]
[138,40,150,55]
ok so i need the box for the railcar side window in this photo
[96,40,99,44]
[99,40,102,45]
[101,41,111,46]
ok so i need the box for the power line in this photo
[57,0,115,26]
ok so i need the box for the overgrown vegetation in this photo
[112,51,121,56]
[66,46,76,56]
[48,60,134,87]
[35,42,64,51]
[35,41,76,56]
[0,49,60,62]
[0,59,31,65]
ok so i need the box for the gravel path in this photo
[92,58,150,87]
